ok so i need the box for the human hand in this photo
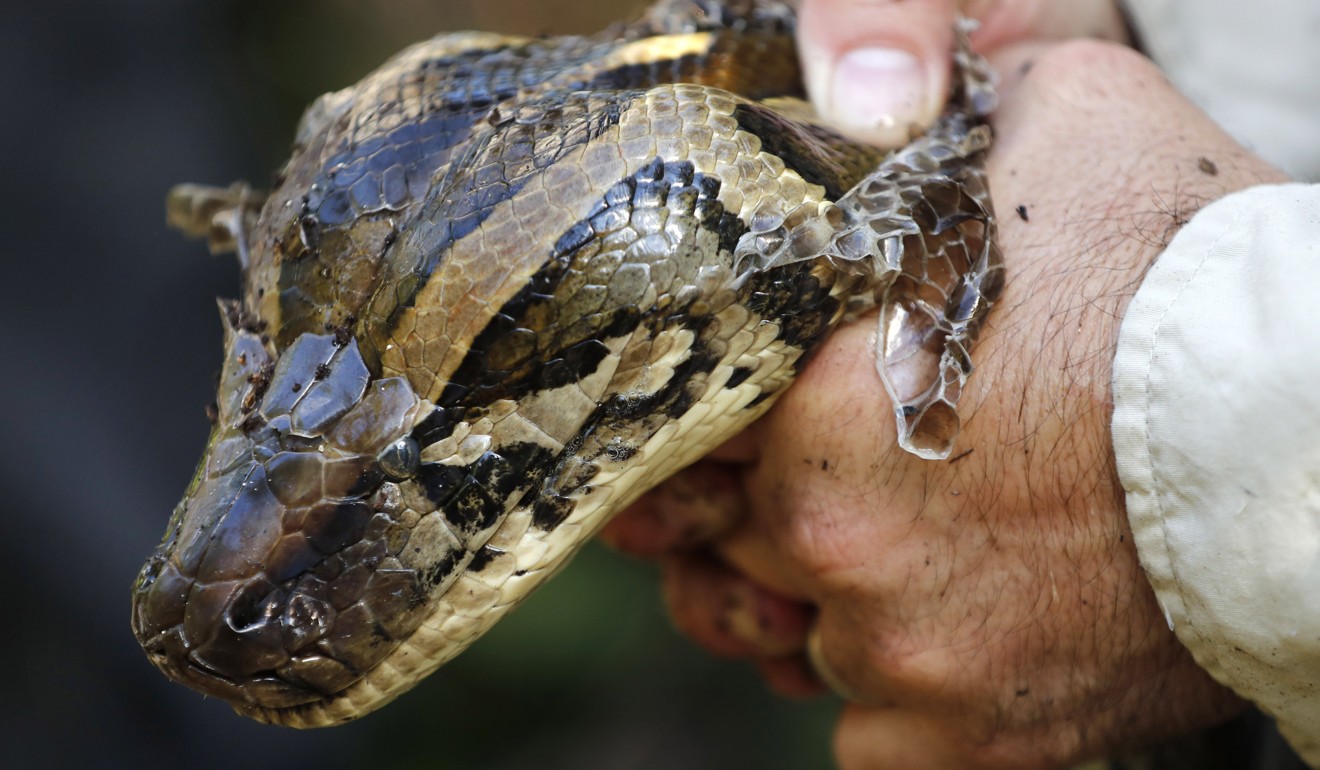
[603,19,1290,770]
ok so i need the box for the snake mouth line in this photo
[136,625,328,709]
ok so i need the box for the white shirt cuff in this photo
[1112,183,1320,765]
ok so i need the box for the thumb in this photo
[797,0,958,146]
[796,0,1133,146]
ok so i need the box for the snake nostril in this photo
[182,581,291,680]
[225,582,286,635]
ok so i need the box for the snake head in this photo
[132,0,1002,726]
[131,304,434,716]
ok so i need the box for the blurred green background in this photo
[0,1,837,767]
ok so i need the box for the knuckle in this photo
[659,554,755,657]
[775,510,855,579]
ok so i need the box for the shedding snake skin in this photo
[133,0,1002,727]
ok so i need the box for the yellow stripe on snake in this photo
[133,0,1002,727]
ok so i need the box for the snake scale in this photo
[132,0,1002,727]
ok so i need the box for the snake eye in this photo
[377,436,420,480]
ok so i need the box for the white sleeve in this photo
[1112,183,1320,766]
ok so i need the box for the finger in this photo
[599,461,747,557]
[798,0,958,145]
[833,706,973,770]
[661,551,815,658]
[802,606,902,708]
[716,512,818,601]
[756,654,829,699]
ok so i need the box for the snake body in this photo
[133,0,1002,727]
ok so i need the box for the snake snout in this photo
[132,561,328,709]
[130,458,356,709]
[130,462,428,711]
[130,442,429,712]
[131,330,447,717]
